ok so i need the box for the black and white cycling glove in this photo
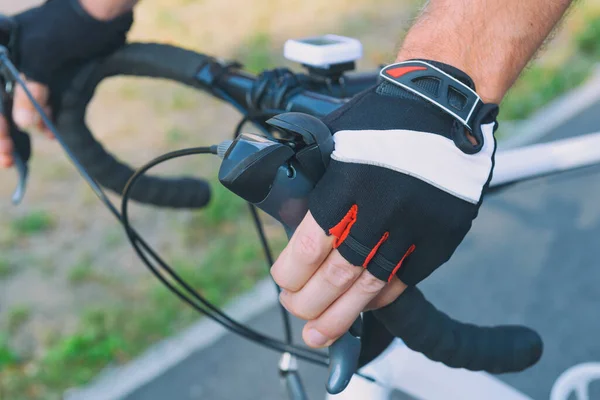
[309,60,499,285]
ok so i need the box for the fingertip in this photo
[365,276,408,310]
[0,114,8,133]
[27,81,50,102]
[13,108,35,129]
[303,325,333,348]
[44,130,56,140]
[0,154,14,168]
[301,211,328,237]
[13,79,49,129]
[0,136,13,153]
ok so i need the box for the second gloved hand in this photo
[14,0,133,85]
[0,0,134,169]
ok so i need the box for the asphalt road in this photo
[126,102,600,400]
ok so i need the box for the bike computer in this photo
[284,35,362,68]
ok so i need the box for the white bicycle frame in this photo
[327,131,600,400]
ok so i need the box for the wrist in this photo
[78,0,135,21]
[395,49,505,104]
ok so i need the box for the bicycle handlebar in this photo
[50,44,215,208]
[374,286,542,373]
[49,43,372,209]
[48,43,542,387]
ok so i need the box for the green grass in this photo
[7,306,31,334]
[575,13,600,59]
[103,229,123,249]
[236,32,275,74]
[0,336,18,369]
[165,126,188,145]
[0,222,284,399]
[170,88,199,111]
[67,261,94,285]
[11,211,55,237]
[185,182,246,234]
[500,57,591,121]
[38,310,128,388]
[500,13,600,122]
[0,258,12,278]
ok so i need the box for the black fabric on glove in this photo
[14,0,133,85]
[309,60,499,286]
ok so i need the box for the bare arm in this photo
[80,0,139,20]
[397,0,573,103]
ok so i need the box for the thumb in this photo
[13,77,49,131]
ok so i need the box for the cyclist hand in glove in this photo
[0,0,136,168]
[271,0,573,348]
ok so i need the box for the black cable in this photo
[120,148,328,365]
[246,203,294,344]
[0,56,327,366]
[3,55,381,383]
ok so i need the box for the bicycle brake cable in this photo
[0,54,329,366]
[121,149,328,365]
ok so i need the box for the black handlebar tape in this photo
[50,43,214,208]
[373,287,543,374]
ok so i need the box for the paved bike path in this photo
[125,101,600,400]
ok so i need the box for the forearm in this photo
[397,0,573,103]
[80,0,139,20]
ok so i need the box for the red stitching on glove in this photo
[329,204,358,249]
[388,244,416,283]
[363,232,389,268]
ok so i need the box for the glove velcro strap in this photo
[380,61,483,131]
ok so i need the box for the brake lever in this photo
[0,47,31,205]
[218,112,361,394]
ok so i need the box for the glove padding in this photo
[309,60,499,285]
[14,0,133,85]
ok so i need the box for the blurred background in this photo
[1,0,600,399]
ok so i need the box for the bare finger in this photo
[279,250,362,320]
[271,211,334,292]
[302,270,387,348]
[13,78,49,130]
[0,115,13,168]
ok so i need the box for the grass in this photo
[10,211,55,237]
[500,58,591,121]
[103,229,123,249]
[67,259,95,285]
[165,126,188,145]
[185,182,246,232]
[0,212,285,399]
[0,258,12,278]
[500,12,600,122]
[0,337,18,369]
[236,32,275,74]
[575,12,600,58]
[7,306,31,334]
